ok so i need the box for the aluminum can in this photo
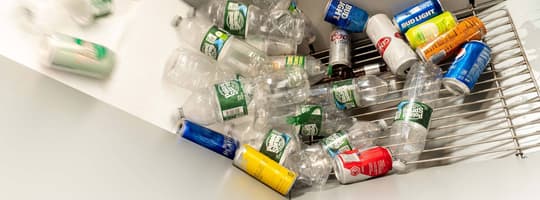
[416,16,487,64]
[405,11,457,49]
[333,146,393,184]
[330,28,351,67]
[366,14,418,77]
[393,0,444,33]
[324,0,369,32]
[443,41,491,95]
[233,144,297,195]
[180,120,239,159]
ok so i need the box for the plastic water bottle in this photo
[163,48,234,90]
[309,75,397,111]
[60,0,113,26]
[179,68,310,126]
[285,104,354,137]
[245,36,297,56]
[202,0,305,45]
[245,127,301,165]
[387,61,442,172]
[320,120,388,158]
[172,15,269,77]
[284,144,333,187]
[270,56,327,85]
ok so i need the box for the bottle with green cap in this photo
[40,33,115,79]
[285,104,354,138]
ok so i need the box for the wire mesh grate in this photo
[309,1,540,169]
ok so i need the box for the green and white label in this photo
[394,101,433,129]
[91,0,112,17]
[200,26,231,60]
[259,129,291,164]
[214,79,248,121]
[332,79,358,110]
[224,1,248,37]
[74,38,107,60]
[285,56,306,69]
[287,105,323,136]
[321,131,353,158]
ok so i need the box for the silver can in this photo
[329,28,351,67]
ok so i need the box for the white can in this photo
[366,14,418,77]
[329,28,351,67]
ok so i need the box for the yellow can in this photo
[405,11,457,49]
[233,144,297,195]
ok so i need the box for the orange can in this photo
[416,16,487,64]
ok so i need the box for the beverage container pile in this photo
[168,0,493,196]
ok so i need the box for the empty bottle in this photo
[284,144,333,187]
[180,68,310,126]
[286,104,355,137]
[201,0,305,45]
[387,61,442,173]
[270,56,327,85]
[309,75,397,111]
[172,15,269,77]
[245,36,297,56]
[245,127,301,165]
[60,0,113,26]
[320,120,387,158]
[163,48,234,90]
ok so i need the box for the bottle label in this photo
[259,130,291,164]
[394,101,433,129]
[234,145,297,195]
[91,0,112,17]
[298,105,323,136]
[332,79,358,110]
[284,56,306,69]
[224,1,248,37]
[214,79,248,121]
[180,120,239,159]
[321,131,353,158]
[200,26,231,60]
[73,38,108,60]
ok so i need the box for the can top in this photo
[443,77,470,95]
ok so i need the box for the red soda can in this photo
[333,146,393,184]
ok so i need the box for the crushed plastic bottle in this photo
[202,0,305,44]
[386,61,442,173]
[284,144,333,187]
[286,104,354,137]
[163,48,234,90]
[320,120,388,158]
[309,75,397,111]
[172,15,269,77]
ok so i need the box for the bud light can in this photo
[324,0,369,32]
[333,146,393,184]
[330,28,351,67]
[393,0,444,33]
[443,41,491,95]
[180,120,239,159]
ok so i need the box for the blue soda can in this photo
[324,0,369,32]
[443,41,491,95]
[180,120,239,159]
[393,0,444,33]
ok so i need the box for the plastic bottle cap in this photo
[392,160,407,172]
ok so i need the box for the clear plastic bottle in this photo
[387,61,442,173]
[180,68,310,126]
[171,15,269,77]
[60,0,113,26]
[202,0,305,45]
[309,75,397,111]
[245,36,297,56]
[286,104,355,137]
[163,48,235,91]
[245,127,301,165]
[270,56,326,85]
[284,144,333,187]
[320,120,388,158]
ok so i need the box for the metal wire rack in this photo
[309,0,540,169]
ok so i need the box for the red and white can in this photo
[333,146,393,184]
[366,14,418,77]
[329,28,351,67]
